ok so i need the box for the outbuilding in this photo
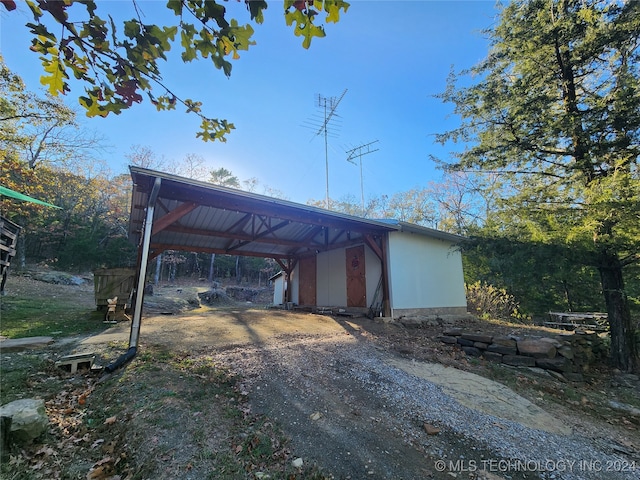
[126,167,467,349]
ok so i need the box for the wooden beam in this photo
[152,202,198,235]
[150,243,295,260]
[363,234,383,261]
[226,219,291,252]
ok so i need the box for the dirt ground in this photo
[2,275,640,479]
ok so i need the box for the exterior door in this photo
[298,255,317,306]
[346,245,366,307]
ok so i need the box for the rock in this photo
[0,399,48,443]
[547,370,567,382]
[482,352,503,363]
[292,458,304,468]
[556,345,574,360]
[564,372,584,383]
[310,412,322,421]
[536,356,571,373]
[456,338,474,347]
[400,318,423,329]
[443,328,463,336]
[611,373,639,388]
[473,342,489,350]
[492,336,517,348]
[32,271,84,286]
[439,336,458,345]
[423,423,441,435]
[225,285,267,302]
[461,333,493,344]
[502,355,536,367]
[486,344,517,356]
[462,346,482,357]
[608,401,640,422]
[517,339,557,358]
[539,337,562,348]
[198,288,230,305]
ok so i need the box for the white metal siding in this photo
[272,275,285,305]
[387,231,466,310]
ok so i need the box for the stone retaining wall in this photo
[439,328,609,382]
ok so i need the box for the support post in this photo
[380,234,391,317]
[129,177,161,349]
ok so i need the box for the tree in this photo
[0,57,105,170]
[209,167,240,188]
[436,0,640,371]
[5,0,349,141]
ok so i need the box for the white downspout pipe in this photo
[129,177,161,349]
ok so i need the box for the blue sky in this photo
[1,1,497,205]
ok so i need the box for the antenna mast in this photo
[346,140,379,215]
[315,89,347,209]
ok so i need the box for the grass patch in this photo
[0,296,105,338]
[0,355,54,405]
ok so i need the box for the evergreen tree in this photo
[436,0,640,371]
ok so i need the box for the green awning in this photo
[0,185,61,209]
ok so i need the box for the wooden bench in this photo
[545,311,608,332]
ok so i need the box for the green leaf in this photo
[123,20,140,38]
[247,0,267,23]
[166,0,182,16]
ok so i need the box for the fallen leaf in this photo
[94,456,113,467]
[104,416,117,425]
[86,465,109,479]
[91,439,105,449]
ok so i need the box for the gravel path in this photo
[210,328,640,480]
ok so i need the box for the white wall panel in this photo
[387,232,466,310]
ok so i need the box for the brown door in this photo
[346,245,366,307]
[298,255,317,306]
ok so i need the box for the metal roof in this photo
[128,166,461,260]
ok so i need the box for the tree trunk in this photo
[598,250,639,373]
[154,254,162,285]
[17,233,26,270]
[208,253,215,282]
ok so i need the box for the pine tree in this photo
[437,0,640,371]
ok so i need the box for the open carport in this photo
[126,166,467,351]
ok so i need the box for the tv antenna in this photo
[346,140,379,215]
[304,89,347,209]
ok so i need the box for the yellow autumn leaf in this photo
[326,4,341,23]
[40,57,64,95]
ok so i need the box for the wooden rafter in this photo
[152,201,198,235]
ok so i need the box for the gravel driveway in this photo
[83,307,640,480]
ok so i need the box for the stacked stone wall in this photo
[439,328,608,382]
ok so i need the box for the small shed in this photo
[269,270,286,307]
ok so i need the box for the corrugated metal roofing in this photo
[128,166,461,259]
